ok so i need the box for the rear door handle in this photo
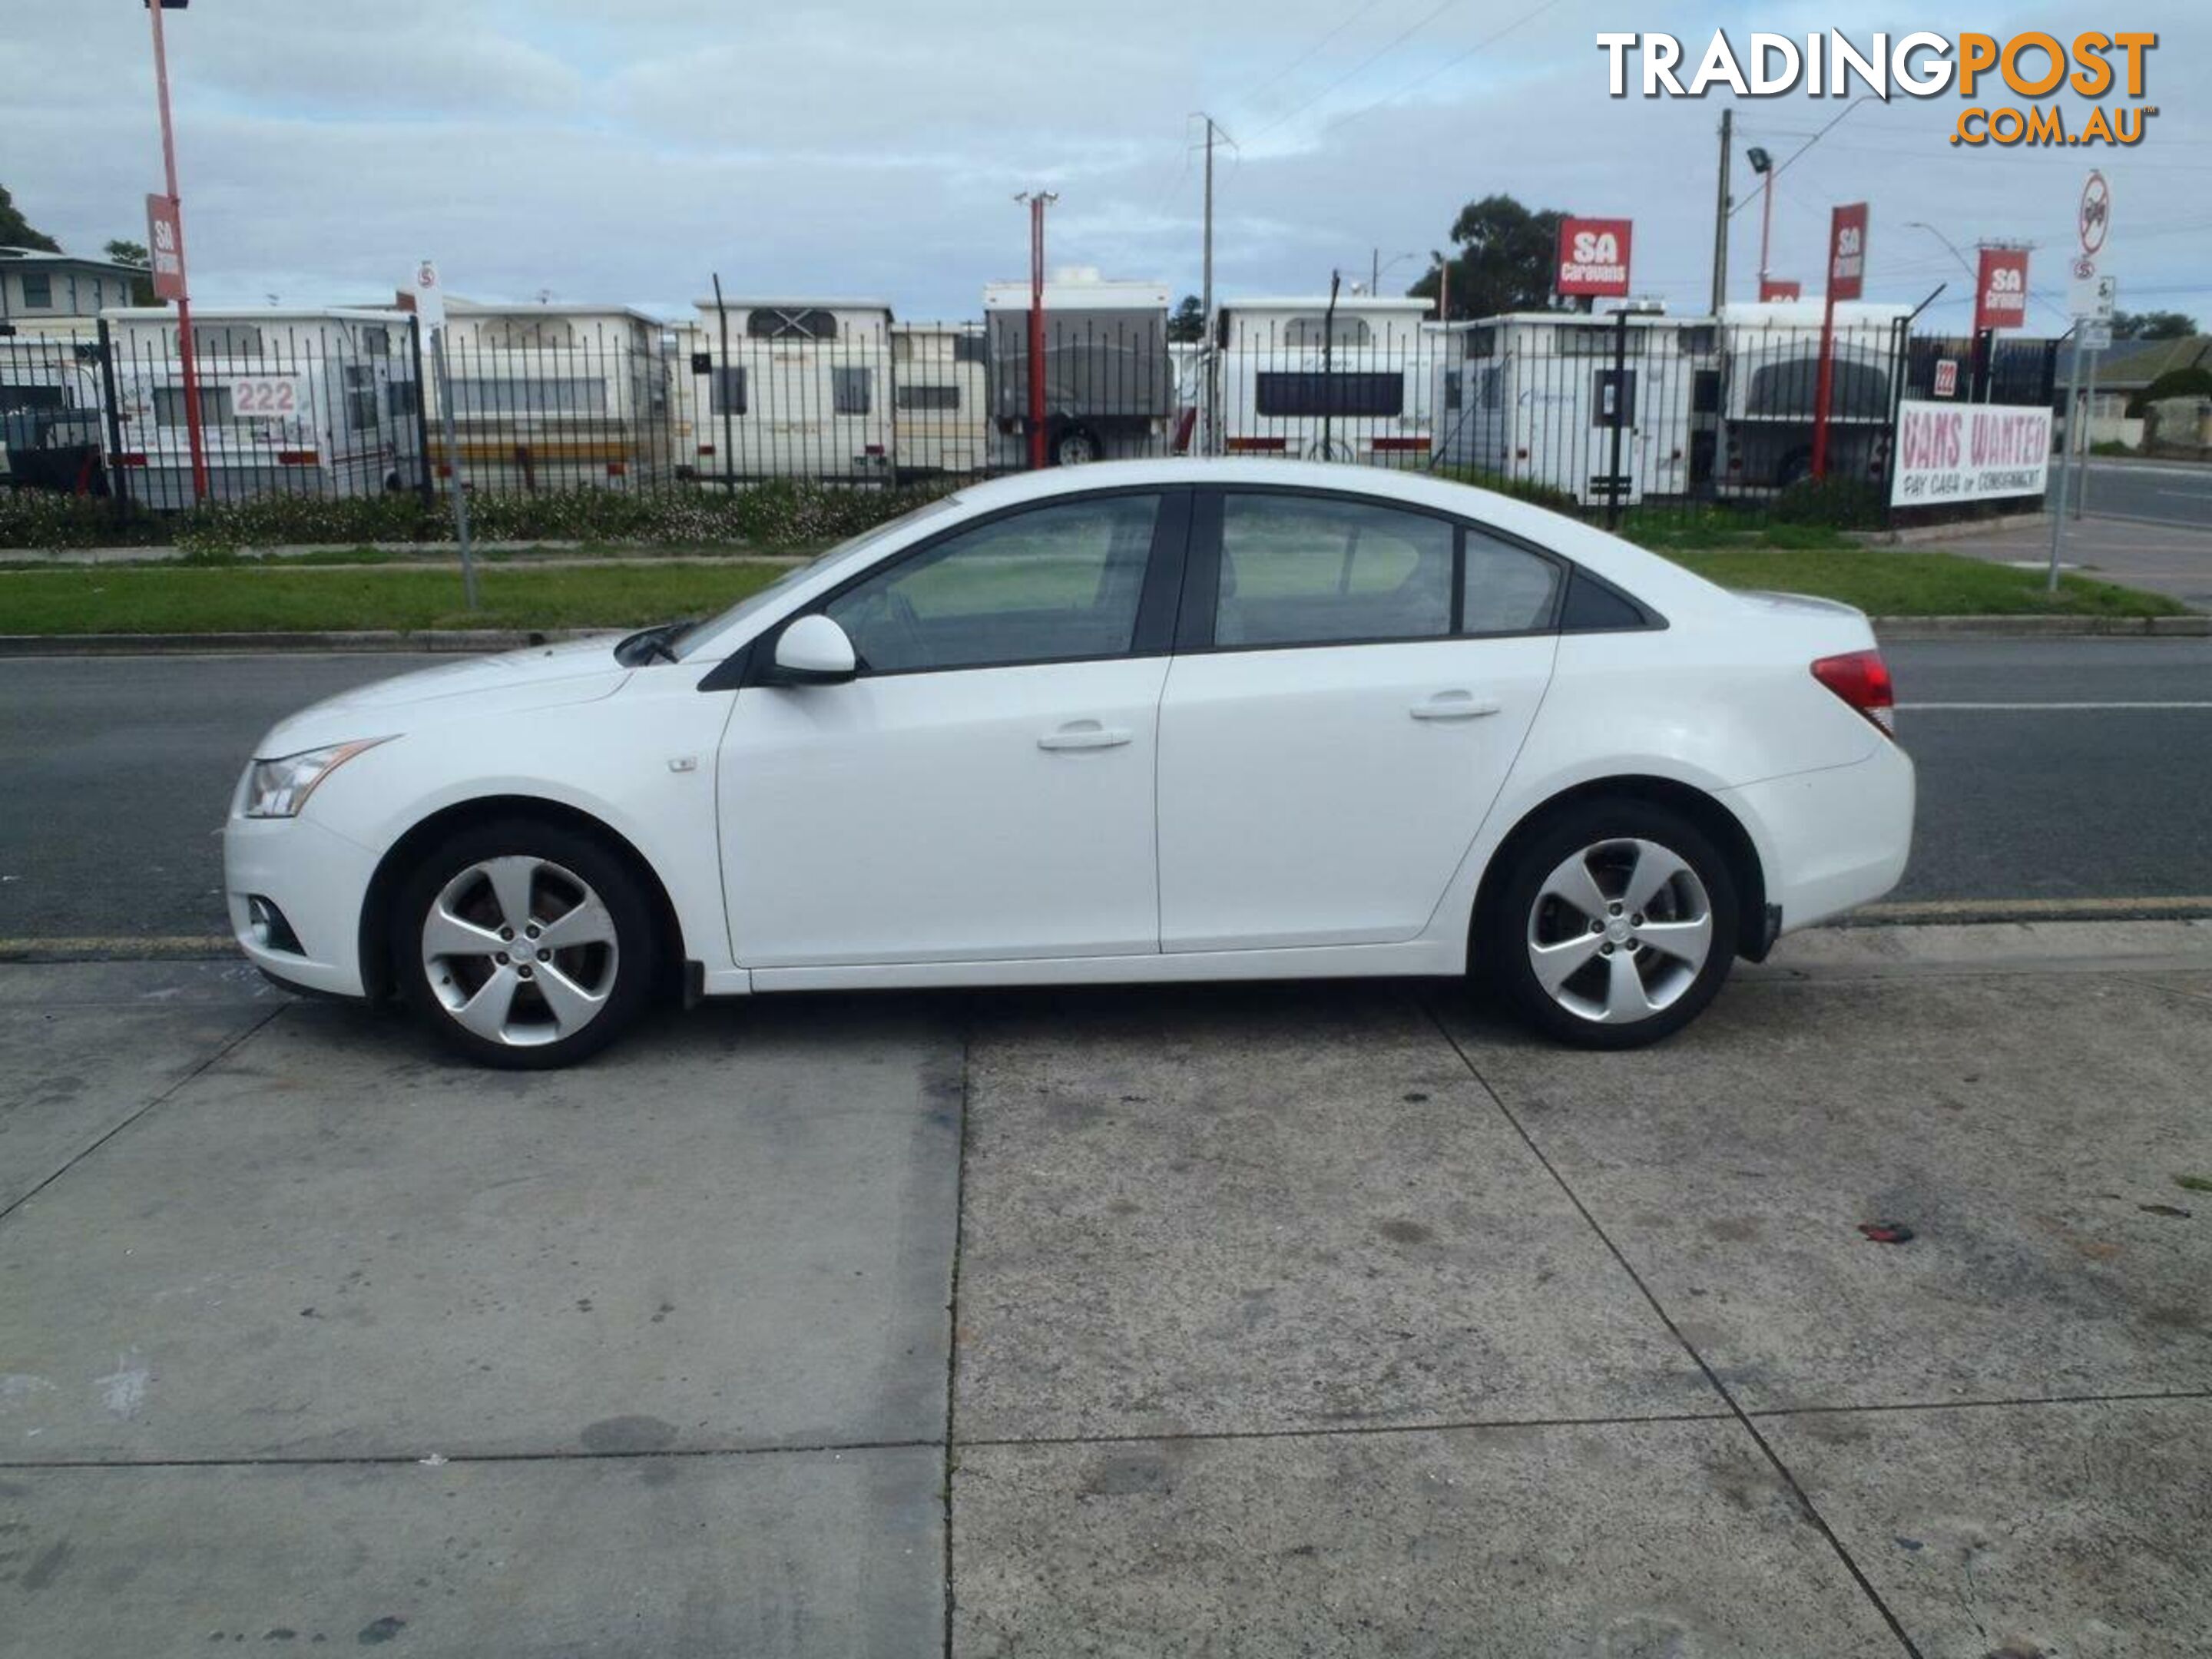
[1038,720,1132,751]
[1409,692,1502,721]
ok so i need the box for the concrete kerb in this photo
[1849,509,2050,547]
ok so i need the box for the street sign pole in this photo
[2048,325,2081,594]
[412,260,476,612]
[429,326,478,612]
[2077,345,2099,520]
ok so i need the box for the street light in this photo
[1902,220,1979,282]
[144,0,208,502]
[1746,146,1777,297]
[1369,249,1419,296]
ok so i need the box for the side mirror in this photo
[771,614,858,684]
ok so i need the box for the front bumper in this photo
[1724,739,1916,935]
[223,811,382,998]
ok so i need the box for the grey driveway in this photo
[4,929,2210,1655]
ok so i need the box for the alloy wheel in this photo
[1524,837,1714,1025]
[420,855,621,1048]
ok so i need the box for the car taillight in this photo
[1812,650,1895,737]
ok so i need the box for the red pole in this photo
[148,0,209,503]
[1810,287,1836,479]
[1026,195,1047,470]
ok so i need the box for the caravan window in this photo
[1442,370,1462,411]
[1254,372,1403,419]
[1462,328,1495,360]
[709,366,747,415]
[1,384,66,414]
[1478,365,1503,410]
[345,365,379,430]
[1280,316,1372,349]
[952,333,988,364]
[833,366,873,416]
[747,308,839,341]
[190,324,263,356]
[896,383,960,412]
[482,316,576,349]
[386,380,419,418]
[154,385,234,426]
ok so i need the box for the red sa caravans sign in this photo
[1556,217,1632,297]
[1827,203,1868,302]
[1974,247,2029,333]
[144,193,185,302]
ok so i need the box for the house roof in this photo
[2061,333,2211,387]
[0,247,141,277]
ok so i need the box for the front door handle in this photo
[1038,720,1132,751]
[1409,692,1502,721]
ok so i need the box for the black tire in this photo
[1053,425,1101,466]
[1481,798,1739,1051]
[393,816,659,1070]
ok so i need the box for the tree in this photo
[2112,310,2198,341]
[1167,293,1206,343]
[1406,194,1569,322]
[0,183,61,253]
[104,238,159,305]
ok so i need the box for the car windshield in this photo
[670,493,965,660]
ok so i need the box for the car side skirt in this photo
[724,938,1459,995]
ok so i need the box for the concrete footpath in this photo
[2,922,2209,1655]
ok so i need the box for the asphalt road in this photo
[0,640,2207,944]
[2075,457,2212,531]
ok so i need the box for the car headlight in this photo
[242,738,391,819]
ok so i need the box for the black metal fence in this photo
[4,307,2062,532]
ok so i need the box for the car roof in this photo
[941,459,1728,615]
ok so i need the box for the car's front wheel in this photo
[395,818,657,1068]
[1483,800,1738,1049]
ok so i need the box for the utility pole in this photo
[1199,114,1225,458]
[1709,108,1733,315]
[1015,191,1057,470]
[145,0,209,504]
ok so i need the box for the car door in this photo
[1156,487,1561,952]
[719,488,1185,969]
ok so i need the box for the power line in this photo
[1325,0,1567,132]
[1242,0,1469,144]
[1236,0,1394,111]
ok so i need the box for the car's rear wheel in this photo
[1483,800,1738,1049]
[395,818,657,1069]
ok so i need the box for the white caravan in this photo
[982,271,1172,467]
[1714,301,1910,492]
[1216,296,1435,465]
[429,302,672,492]
[671,298,894,485]
[101,307,421,508]
[888,320,989,477]
[1431,311,1711,507]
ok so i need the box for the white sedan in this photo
[225,460,1912,1067]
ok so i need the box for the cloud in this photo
[3,0,2205,328]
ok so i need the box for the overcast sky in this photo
[7,1,2207,332]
